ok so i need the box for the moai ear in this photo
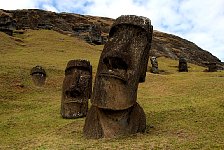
[139,25,153,83]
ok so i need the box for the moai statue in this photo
[207,62,217,72]
[61,60,92,119]
[83,15,153,139]
[150,56,159,74]
[178,57,188,72]
[30,66,46,86]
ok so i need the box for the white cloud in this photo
[42,4,58,12]
[0,0,36,9]
[0,0,223,61]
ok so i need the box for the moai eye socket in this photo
[103,57,128,71]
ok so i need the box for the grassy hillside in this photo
[0,30,224,149]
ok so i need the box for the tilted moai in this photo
[178,57,188,72]
[83,15,153,139]
[61,60,92,119]
[30,66,46,86]
[150,56,159,74]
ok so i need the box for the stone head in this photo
[150,56,158,67]
[30,65,46,86]
[62,59,92,103]
[179,57,188,72]
[91,15,153,110]
[61,59,92,118]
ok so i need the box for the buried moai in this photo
[178,57,188,72]
[30,66,46,86]
[83,15,153,139]
[206,62,218,72]
[61,60,92,119]
[150,56,159,73]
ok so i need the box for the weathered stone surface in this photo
[83,15,153,139]
[30,65,46,86]
[61,59,92,119]
[83,103,146,139]
[179,57,188,72]
[204,62,218,72]
[0,10,16,35]
[1,9,109,44]
[150,56,159,74]
[73,23,105,45]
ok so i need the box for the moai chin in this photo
[61,60,92,119]
[83,15,153,139]
[150,56,159,74]
[30,66,46,86]
[179,57,188,72]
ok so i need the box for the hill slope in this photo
[0,9,223,69]
[0,30,224,149]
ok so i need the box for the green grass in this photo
[0,30,224,149]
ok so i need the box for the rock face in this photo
[1,9,110,45]
[0,10,16,35]
[151,31,223,69]
[83,15,153,139]
[30,66,46,86]
[0,9,223,68]
[61,59,92,119]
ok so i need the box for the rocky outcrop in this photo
[0,10,16,35]
[151,31,223,69]
[1,9,111,44]
[0,9,223,68]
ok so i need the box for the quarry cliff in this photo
[0,9,223,69]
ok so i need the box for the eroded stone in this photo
[205,62,218,72]
[30,65,46,86]
[61,59,92,119]
[179,57,188,72]
[83,15,153,138]
[150,56,159,74]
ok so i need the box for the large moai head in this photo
[30,66,46,86]
[91,15,153,110]
[179,57,188,72]
[150,56,159,74]
[84,15,153,139]
[61,59,92,119]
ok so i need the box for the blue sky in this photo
[0,0,224,61]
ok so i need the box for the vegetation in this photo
[0,30,224,149]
